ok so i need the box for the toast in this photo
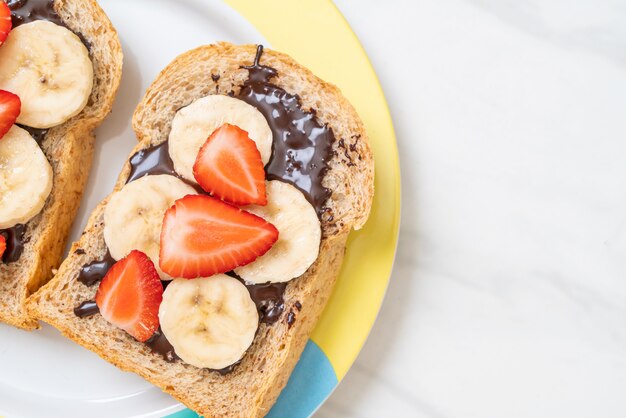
[28,43,373,416]
[0,0,123,329]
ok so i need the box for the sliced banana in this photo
[159,275,259,370]
[0,21,93,129]
[235,181,321,284]
[0,126,53,229]
[103,175,196,279]
[168,95,272,182]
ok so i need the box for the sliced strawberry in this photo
[0,90,20,140]
[160,194,278,278]
[0,235,5,261]
[0,2,11,47]
[193,123,267,206]
[95,250,163,342]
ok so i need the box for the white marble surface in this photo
[318,1,626,417]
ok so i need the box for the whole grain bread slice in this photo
[28,43,373,417]
[0,0,123,329]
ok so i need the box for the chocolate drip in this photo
[74,300,99,318]
[126,141,204,193]
[238,45,334,217]
[246,282,287,324]
[145,327,179,363]
[0,224,27,263]
[17,125,48,144]
[8,0,91,51]
[77,251,116,286]
[127,142,178,183]
[8,0,64,28]
[286,310,296,328]
[215,362,239,375]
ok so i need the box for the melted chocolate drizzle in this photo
[8,0,91,57]
[238,45,334,216]
[145,327,179,363]
[74,300,99,318]
[246,281,287,324]
[17,125,49,144]
[77,251,116,286]
[127,142,178,183]
[8,0,64,28]
[126,142,204,193]
[0,224,27,263]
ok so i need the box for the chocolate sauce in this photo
[126,141,205,194]
[74,300,99,318]
[239,45,334,216]
[246,282,287,324]
[8,0,91,52]
[17,125,49,144]
[8,0,64,28]
[145,327,179,363]
[0,224,26,263]
[127,142,178,183]
[77,251,116,286]
[286,299,302,328]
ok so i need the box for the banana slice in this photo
[103,175,196,279]
[235,181,321,284]
[159,275,259,370]
[169,95,272,182]
[0,21,93,129]
[0,126,53,229]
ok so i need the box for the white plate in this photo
[0,1,266,416]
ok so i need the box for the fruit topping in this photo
[0,89,20,139]
[159,194,278,278]
[0,235,5,261]
[235,181,321,284]
[193,123,267,206]
[159,275,258,369]
[95,250,164,342]
[0,2,11,47]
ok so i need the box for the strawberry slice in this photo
[0,2,11,47]
[0,235,5,261]
[0,90,20,140]
[160,194,278,278]
[95,250,163,342]
[193,123,267,206]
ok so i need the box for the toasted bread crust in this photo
[29,43,373,416]
[0,0,123,329]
